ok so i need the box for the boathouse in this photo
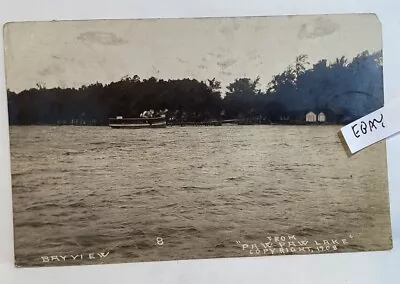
[317,112,326,122]
[305,111,317,122]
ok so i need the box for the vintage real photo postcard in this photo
[3,14,392,267]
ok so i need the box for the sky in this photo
[3,14,382,93]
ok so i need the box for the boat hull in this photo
[109,122,167,129]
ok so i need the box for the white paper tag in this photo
[340,97,400,154]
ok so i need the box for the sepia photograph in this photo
[3,14,392,267]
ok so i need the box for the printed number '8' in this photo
[157,237,164,245]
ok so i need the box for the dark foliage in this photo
[7,50,383,125]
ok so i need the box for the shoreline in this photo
[8,122,346,127]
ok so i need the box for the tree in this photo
[223,77,261,118]
[294,54,310,78]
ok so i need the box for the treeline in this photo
[7,50,383,125]
[7,77,223,125]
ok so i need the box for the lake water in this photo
[9,125,392,266]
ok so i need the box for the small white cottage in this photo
[317,112,326,122]
[305,111,317,122]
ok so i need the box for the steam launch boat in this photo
[109,116,167,129]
